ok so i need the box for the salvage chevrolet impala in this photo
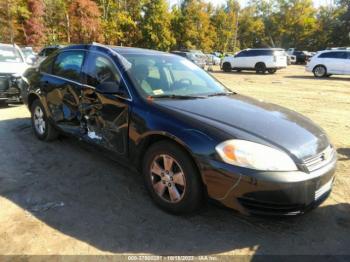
[21,44,337,216]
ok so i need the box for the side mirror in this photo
[96,81,122,95]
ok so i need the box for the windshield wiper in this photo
[207,91,236,97]
[149,94,206,99]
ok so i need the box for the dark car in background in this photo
[171,50,206,69]
[22,44,336,216]
[293,51,312,64]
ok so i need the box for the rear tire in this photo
[255,63,266,74]
[31,99,59,141]
[142,141,203,214]
[313,65,327,78]
[222,62,232,72]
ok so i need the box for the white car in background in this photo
[221,48,287,74]
[306,49,350,78]
[0,43,30,105]
[206,54,221,65]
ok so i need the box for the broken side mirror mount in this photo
[83,82,128,99]
[96,81,121,94]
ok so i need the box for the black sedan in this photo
[21,44,337,216]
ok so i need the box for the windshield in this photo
[0,46,24,63]
[121,53,229,98]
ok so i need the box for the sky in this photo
[168,0,334,8]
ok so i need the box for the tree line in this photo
[0,0,349,52]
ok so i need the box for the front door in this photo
[80,51,130,156]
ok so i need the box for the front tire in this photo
[142,141,203,214]
[313,65,327,78]
[31,99,58,141]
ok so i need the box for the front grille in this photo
[303,146,335,172]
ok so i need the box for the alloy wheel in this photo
[150,154,186,203]
[314,66,326,77]
[33,106,46,135]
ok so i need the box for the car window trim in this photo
[52,49,86,82]
[43,48,132,102]
[81,50,132,101]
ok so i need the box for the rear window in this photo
[318,52,347,59]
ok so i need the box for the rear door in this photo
[80,51,130,156]
[320,51,347,74]
[42,50,85,134]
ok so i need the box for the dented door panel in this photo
[79,87,129,156]
[43,74,81,134]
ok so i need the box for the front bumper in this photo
[202,153,337,216]
[0,75,21,102]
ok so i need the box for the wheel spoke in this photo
[172,172,185,186]
[151,161,163,177]
[153,181,166,197]
[168,186,181,202]
[163,155,173,172]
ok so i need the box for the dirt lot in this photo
[0,65,349,256]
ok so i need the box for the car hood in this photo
[0,62,29,75]
[155,95,330,160]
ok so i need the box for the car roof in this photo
[319,49,350,53]
[60,44,168,56]
[112,46,166,55]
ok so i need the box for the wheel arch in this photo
[134,132,206,190]
[313,64,327,71]
[255,61,266,68]
[27,93,40,110]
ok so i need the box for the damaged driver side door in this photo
[79,51,130,156]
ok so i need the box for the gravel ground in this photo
[0,65,349,256]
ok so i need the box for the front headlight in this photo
[215,140,297,171]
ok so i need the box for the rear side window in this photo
[53,51,84,82]
[318,52,347,59]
